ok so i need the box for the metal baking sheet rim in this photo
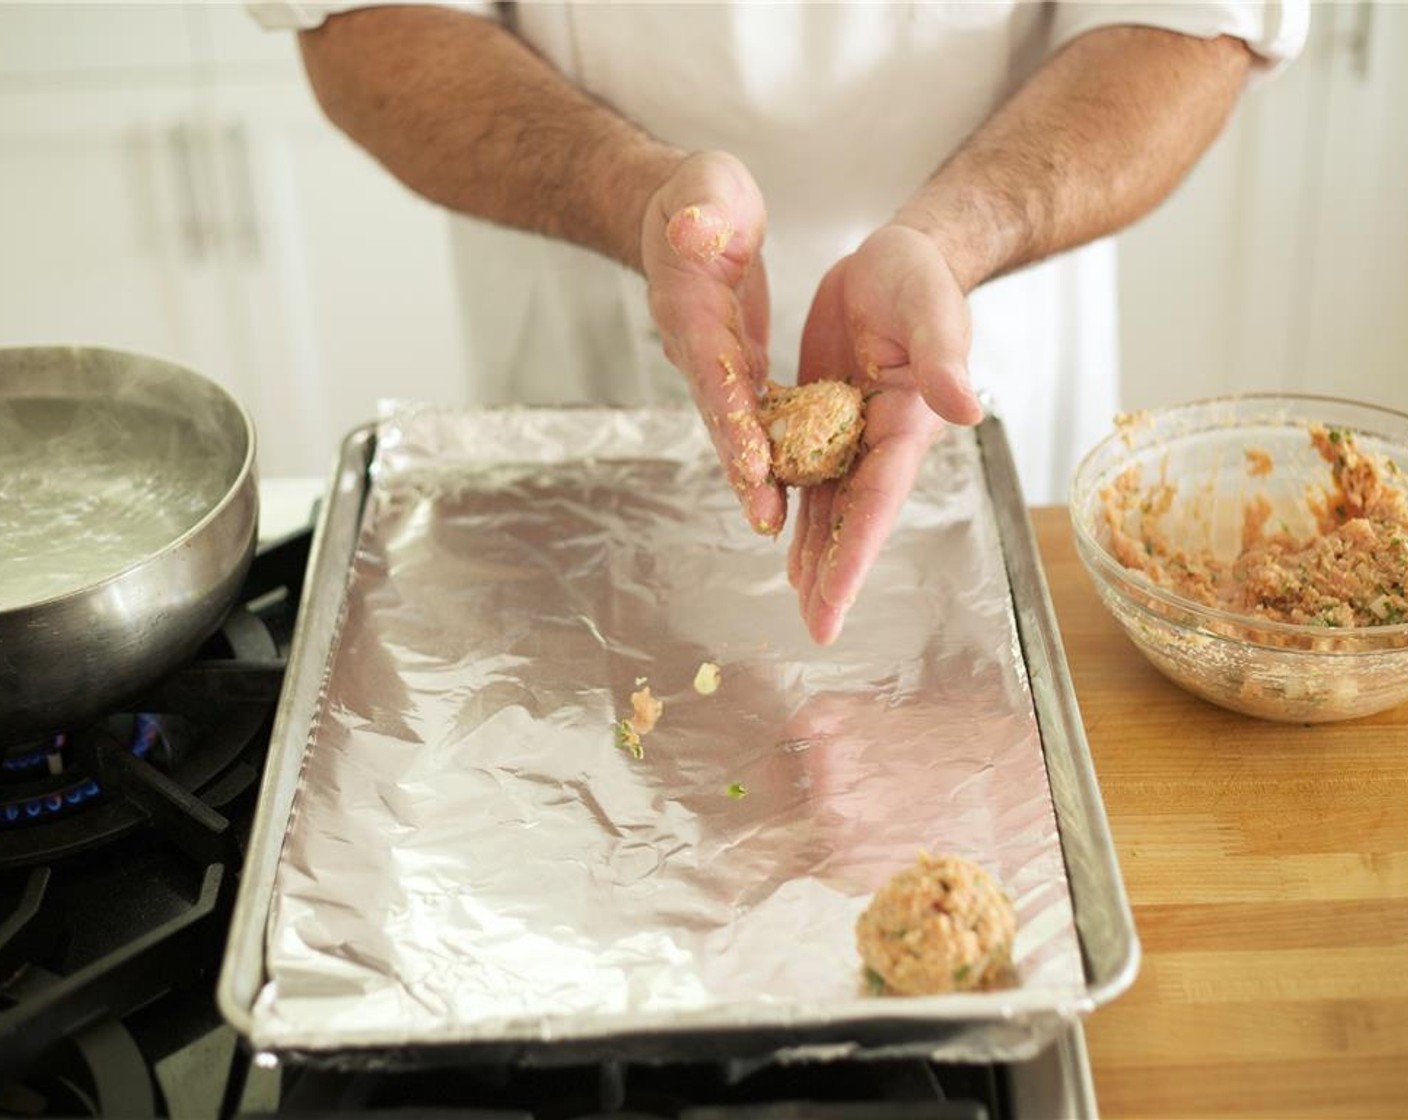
[217,412,1140,1063]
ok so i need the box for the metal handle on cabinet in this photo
[1349,0,1374,79]
[224,122,262,263]
[168,122,209,261]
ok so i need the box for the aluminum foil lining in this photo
[252,406,1085,1050]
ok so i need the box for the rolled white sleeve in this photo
[247,0,497,32]
[1052,2,1309,73]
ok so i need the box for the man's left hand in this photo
[789,224,984,645]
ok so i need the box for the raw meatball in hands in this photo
[789,225,984,646]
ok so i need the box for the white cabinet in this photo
[0,4,194,79]
[207,84,468,475]
[1296,2,1408,407]
[0,90,235,391]
[0,4,465,477]
[1118,2,1408,414]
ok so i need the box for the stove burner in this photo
[2,737,68,776]
[0,528,312,1104]
[0,531,306,871]
[1,717,163,828]
[0,779,101,824]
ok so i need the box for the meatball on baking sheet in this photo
[250,406,1097,1055]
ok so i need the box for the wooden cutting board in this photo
[1031,507,1408,1120]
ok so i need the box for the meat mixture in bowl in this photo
[1104,426,1408,628]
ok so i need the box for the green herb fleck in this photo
[614,720,643,759]
[864,967,887,996]
[726,782,748,800]
[953,964,972,984]
[1329,428,1344,444]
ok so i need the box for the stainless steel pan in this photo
[0,346,258,741]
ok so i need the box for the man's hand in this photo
[789,225,983,645]
[641,152,786,536]
[791,28,1251,645]
[300,15,783,534]
[298,8,1249,634]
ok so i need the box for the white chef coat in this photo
[254,1,1307,502]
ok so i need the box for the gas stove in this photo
[0,493,1098,1120]
[0,525,305,1115]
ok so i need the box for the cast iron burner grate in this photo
[272,1055,1004,1119]
[0,529,309,1112]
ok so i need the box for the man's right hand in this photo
[640,152,786,537]
[300,16,782,534]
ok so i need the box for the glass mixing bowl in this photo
[1070,394,1408,723]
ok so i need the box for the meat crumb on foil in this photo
[758,380,864,486]
[855,852,1016,996]
[614,685,664,759]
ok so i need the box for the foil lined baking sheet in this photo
[251,407,1085,1050]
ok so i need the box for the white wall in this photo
[1118,1,1408,413]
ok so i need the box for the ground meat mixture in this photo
[1103,426,1408,628]
[615,684,663,759]
[855,852,1016,997]
[1245,447,1274,478]
[629,686,663,734]
[758,380,864,486]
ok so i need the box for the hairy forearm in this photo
[897,26,1253,293]
[298,5,683,271]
